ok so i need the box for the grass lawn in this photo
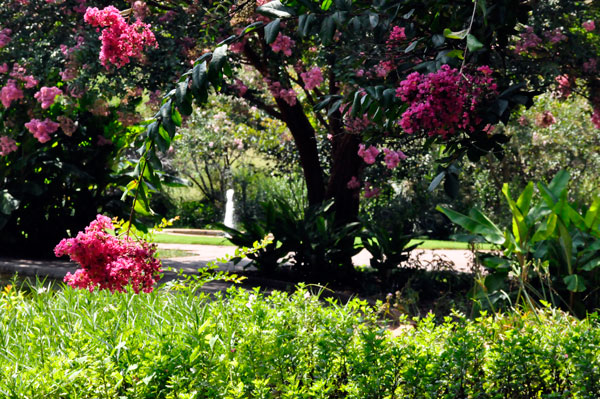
[152,231,495,250]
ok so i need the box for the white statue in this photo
[223,189,235,230]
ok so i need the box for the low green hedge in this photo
[1,281,599,398]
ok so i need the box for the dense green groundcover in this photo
[1,281,600,398]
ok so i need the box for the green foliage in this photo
[219,199,363,278]
[2,281,600,397]
[439,170,600,316]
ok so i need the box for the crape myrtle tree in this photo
[138,0,598,222]
[2,0,599,265]
[0,0,206,257]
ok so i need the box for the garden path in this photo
[0,244,478,294]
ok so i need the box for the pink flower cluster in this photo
[300,67,323,90]
[382,148,406,169]
[386,26,406,48]
[232,78,248,96]
[0,28,11,48]
[583,58,597,74]
[395,65,497,138]
[55,215,162,293]
[0,136,17,156]
[270,33,295,56]
[25,118,60,143]
[358,144,379,164]
[0,80,23,108]
[364,182,381,198]
[267,80,297,106]
[555,75,574,99]
[592,107,600,130]
[347,176,360,190]
[34,86,63,109]
[515,26,542,53]
[375,60,394,78]
[583,20,596,32]
[543,28,567,44]
[84,6,158,69]
[9,63,38,88]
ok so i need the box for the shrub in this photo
[1,281,600,398]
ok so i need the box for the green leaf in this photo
[321,0,332,11]
[531,213,557,243]
[584,197,600,231]
[320,15,335,45]
[368,12,379,28]
[437,206,505,245]
[428,171,445,191]
[264,18,281,44]
[516,182,534,216]
[191,61,208,93]
[327,99,343,116]
[159,100,176,137]
[171,108,182,127]
[581,257,600,272]
[466,34,484,52]
[432,34,445,47]
[257,1,296,18]
[240,21,264,36]
[0,190,19,215]
[208,45,228,88]
[156,126,171,153]
[175,79,188,106]
[564,274,586,292]
[298,14,317,37]
[404,40,418,53]
[443,28,469,39]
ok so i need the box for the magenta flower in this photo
[300,67,323,90]
[358,144,379,165]
[270,33,295,56]
[55,215,162,293]
[25,118,60,143]
[583,20,596,32]
[0,79,23,108]
[34,86,63,109]
[0,136,17,156]
[347,176,360,190]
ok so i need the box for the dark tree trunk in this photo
[275,98,326,206]
[326,133,362,224]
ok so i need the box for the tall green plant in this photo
[438,170,600,315]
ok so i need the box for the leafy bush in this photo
[166,199,221,229]
[220,199,363,280]
[439,170,600,316]
[1,281,600,398]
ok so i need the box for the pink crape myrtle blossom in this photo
[583,58,597,74]
[1,80,23,108]
[515,26,542,53]
[34,86,63,109]
[9,63,38,88]
[232,78,248,96]
[535,111,557,128]
[55,215,162,293]
[583,20,596,32]
[0,63,8,74]
[395,65,498,138]
[555,75,574,99]
[267,80,297,106]
[374,60,394,78]
[0,28,11,48]
[347,176,360,190]
[358,143,379,165]
[25,118,60,143]
[386,26,406,48]
[543,28,567,44]
[364,182,381,198]
[382,148,406,169]
[300,67,323,90]
[84,6,158,69]
[270,33,295,56]
[132,1,149,20]
[592,107,600,129]
[0,136,18,156]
